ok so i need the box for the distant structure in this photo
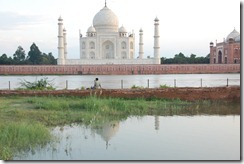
[210,29,240,64]
[57,2,160,65]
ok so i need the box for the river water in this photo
[0,73,240,89]
[14,114,240,160]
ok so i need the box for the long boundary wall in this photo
[0,64,240,75]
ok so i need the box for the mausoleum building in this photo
[210,29,240,64]
[57,3,160,65]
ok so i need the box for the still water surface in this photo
[0,73,240,89]
[14,115,240,160]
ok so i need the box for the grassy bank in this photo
[0,96,240,160]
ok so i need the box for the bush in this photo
[19,77,55,90]
[159,84,171,88]
[131,85,144,89]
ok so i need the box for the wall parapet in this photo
[0,64,240,75]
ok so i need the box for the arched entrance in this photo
[102,41,114,59]
[218,51,222,64]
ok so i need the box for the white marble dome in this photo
[226,29,240,42]
[93,6,119,32]
[119,25,127,33]
[87,25,96,33]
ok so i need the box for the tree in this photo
[161,53,210,64]
[174,52,187,64]
[41,53,57,65]
[0,43,57,65]
[13,46,26,64]
[27,43,42,64]
[0,54,13,65]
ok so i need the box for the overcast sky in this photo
[0,0,241,59]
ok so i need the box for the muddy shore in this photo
[0,86,240,102]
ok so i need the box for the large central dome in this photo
[93,6,119,32]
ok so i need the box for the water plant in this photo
[0,121,51,160]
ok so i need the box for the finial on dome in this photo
[154,17,159,22]
[105,0,107,7]
[58,16,63,21]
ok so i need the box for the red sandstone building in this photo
[210,29,240,64]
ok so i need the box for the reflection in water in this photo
[90,121,119,149]
[155,116,159,130]
[14,115,240,160]
[13,101,240,160]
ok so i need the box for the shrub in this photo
[159,84,171,88]
[131,85,144,89]
[19,77,55,90]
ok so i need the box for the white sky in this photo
[0,0,241,59]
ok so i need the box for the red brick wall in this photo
[0,64,240,75]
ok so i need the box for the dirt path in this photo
[0,86,240,102]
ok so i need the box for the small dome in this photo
[93,6,119,32]
[119,25,127,33]
[226,29,240,42]
[58,16,63,21]
[139,28,143,32]
[87,26,96,33]
[154,17,159,22]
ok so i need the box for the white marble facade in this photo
[57,3,160,65]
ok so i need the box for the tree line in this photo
[0,43,57,65]
[161,52,210,64]
[0,44,210,65]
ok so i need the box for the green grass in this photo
[0,96,240,160]
[131,85,144,89]
[0,121,51,160]
[159,84,171,88]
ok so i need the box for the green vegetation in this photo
[161,53,210,64]
[18,77,55,90]
[0,96,240,160]
[0,43,57,65]
[1,46,211,65]
[0,122,51,160]
[159,84,171,88]
[131,85,144,89]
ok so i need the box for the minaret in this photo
[139,28,144,59]
[155,116,159,130]
[58,16,65,65]
[209,41,214,64]
[63,28,67,59]
[153,17,160,64]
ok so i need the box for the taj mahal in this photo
[57,2,160,65]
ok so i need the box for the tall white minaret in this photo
[58,16,65,65]
[63,28,67,59]
[139,28,144,59]
[153,17,160,63]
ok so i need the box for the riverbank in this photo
[0,86,240,102]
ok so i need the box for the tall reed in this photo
[0,121,51,160]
